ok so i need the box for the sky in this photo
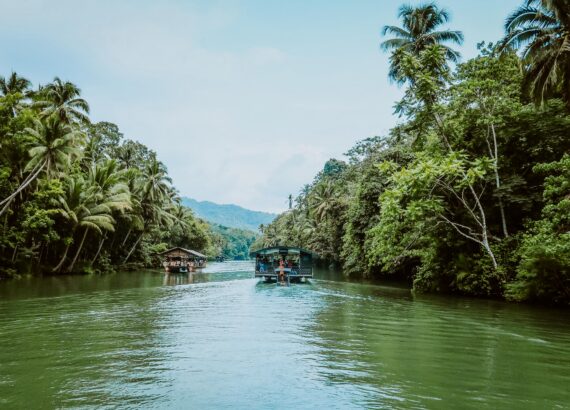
[0,0,521,212]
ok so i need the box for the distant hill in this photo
[181,197,276,232]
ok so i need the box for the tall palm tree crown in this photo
[501,0,570,107]
[35,77,90,124]
[0,72,31,96]
[25,117,84,179]
[0,72,31,116]
[381,2,464,82]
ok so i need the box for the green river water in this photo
[0,261,569,409]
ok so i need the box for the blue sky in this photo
[0,0,521,212]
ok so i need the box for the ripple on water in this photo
[0,261,569,409]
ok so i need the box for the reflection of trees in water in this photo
[163,272,193,286]
[306,282,570,408]
[0,274,172,408]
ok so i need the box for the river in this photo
[0,261,568,409]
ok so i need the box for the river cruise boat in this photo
[250,246,317,283]
[159,247,207,273]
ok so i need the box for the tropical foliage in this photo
[501,0,570,108]
[381,2,463,82]
[0,74,218,276]
[255,2,570,306]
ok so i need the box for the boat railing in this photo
[255,266,313,276]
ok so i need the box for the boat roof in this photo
[159,247,207,258]
[249,246,318,258]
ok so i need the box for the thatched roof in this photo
[159,247,207,259]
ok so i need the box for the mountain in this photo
[181,197,277,232]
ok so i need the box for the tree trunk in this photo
[67,228,89,272]
[490,124,509,238]
[38,242,44,264]
[482,237,498,270]
[11,245,18,263]
[123,232,143,264]
[92,235,106,264]
[0,160,45,210]
[121,228,132,247]
[53,242,71,272]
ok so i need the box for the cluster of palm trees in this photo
[381,0,570,108]
[0,74,204,273]
[253,177,346,260]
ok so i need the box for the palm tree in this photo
[52,176,117,272]
[381,2,464,82]
[0,72,31,96]
[34,77,90,124]
[123,159,173,263]
[309,181,338,222]
[501,0,570,108]
[0,117,84,216]
[87,160,132,264]
[141,159,173,203]
[0,72,31,116]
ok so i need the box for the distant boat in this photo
[159,247,207,273]
[249,246,318,284]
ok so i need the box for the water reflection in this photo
[307,281,570,409]
[163,272,194,286]
[0,262,569,409]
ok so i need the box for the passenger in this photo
[279,258,285,283]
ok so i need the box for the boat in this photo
[159,247,208,273]
[249,246,318,284]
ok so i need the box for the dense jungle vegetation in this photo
[209,224,258,261]
[0,75,241,276]
[253,0,570,305]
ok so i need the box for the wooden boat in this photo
[249,246,317,283]
[159,247,208,273]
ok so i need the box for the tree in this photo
[0,117,83,216]
[51,177,108,271]
[86,160,132,263]
[123,158,173,263]
[501,0,570,108]
[0,72,31,117]
[381,2,463,82]
[0,72,30,96]
[507,155,570,305]
[34,77,90,124]
[450,45,523,237]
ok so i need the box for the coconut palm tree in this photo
[141,159,173,203]
[87,160,132,264]
[0,117,84,216]
[34,77,90,124]
[309,181,338,222]
[381,3,464,82]
[0,72,31,96]
[52,177,116,272]
[501,0,570,108]
[123,159,174,263]
[0,72,31,116]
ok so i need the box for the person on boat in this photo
[278,258,285,283]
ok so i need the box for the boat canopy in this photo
[159,247,207,259]
[249,246,318,259]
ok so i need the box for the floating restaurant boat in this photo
[249,246,317,284]
[159,247,207,273]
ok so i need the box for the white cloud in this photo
[0,0,395,212]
